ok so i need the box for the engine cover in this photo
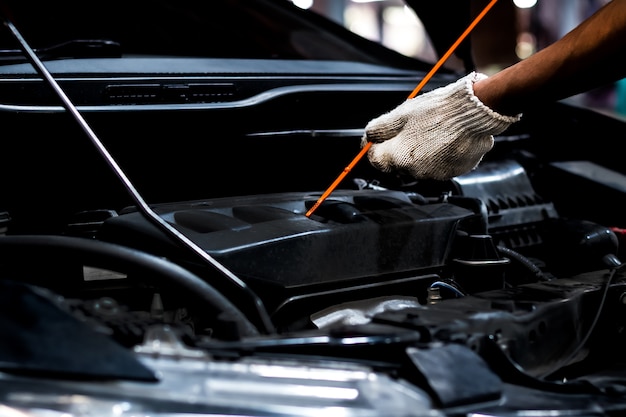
[98,190,476,292]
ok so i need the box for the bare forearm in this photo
[474,0,626,116]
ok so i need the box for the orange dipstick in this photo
[305,0,498,218]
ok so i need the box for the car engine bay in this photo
[4,134,626,383]
[2,2,626,413]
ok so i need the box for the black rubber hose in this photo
[497,245,551,282]
[0,235,260,337]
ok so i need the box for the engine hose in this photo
[0,235,261,338]
[496,245,551,282]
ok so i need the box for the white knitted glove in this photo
[362,72,521,180]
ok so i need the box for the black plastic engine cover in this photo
[98,190,475,290]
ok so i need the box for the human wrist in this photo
[473,73,523,118]
[459,72,521,134]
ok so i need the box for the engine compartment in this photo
[2,93,626,415]
[4,1,626,413]
[1,24,626,387]
[5,151,619,345]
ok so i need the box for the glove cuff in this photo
[451,72,522,136]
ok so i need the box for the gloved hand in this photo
[362,72,521,181]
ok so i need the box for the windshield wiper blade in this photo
[0,39,121,63]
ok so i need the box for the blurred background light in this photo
[291,0,313,10]
[513,0,538,8]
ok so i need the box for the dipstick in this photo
[305,0,498,218]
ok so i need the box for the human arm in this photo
[474,0,626,116]
[363,0,626,180]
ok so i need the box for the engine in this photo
[81,158,621,334]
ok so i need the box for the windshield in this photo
[0,0,429,70]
